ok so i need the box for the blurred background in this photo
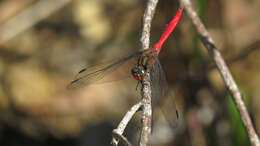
[0,0,260,146]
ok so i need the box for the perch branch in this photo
[139,0,159,145]
[112,0,158,145]
[179,0,260,146]
[140,0,158,50]
[139,75,153,146]
[112,131,133,146]
[111,102,142,146]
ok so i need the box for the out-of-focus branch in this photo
[179,0,260,146]
[139,0,158,146]
[111,102,142,146]
[0,0,70,45]
[186,109,206,146]
[0,0,33,23]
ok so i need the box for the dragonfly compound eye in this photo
[131,66,138,74]
[131,66,145,81]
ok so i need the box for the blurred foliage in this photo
[0,0,260,146]
[226,79,250,146]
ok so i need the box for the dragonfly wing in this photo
[67,51,143,89]
[150,59,179,128]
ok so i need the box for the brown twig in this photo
[111,102,142,146]
[179,0,260,146]
[139,0,159,146]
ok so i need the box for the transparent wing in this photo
[67,51,143,89]
[150,59,179,128]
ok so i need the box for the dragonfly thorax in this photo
[131,65,145,81]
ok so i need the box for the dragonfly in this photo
[68,7,183,126]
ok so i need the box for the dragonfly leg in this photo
[135,81,141,91]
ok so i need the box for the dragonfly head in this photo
[131,65,145,81]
